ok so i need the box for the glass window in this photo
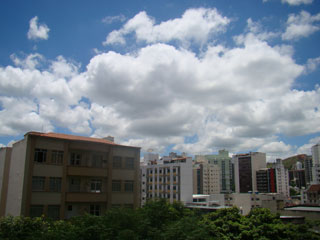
[51,150,63,164]
[125,157,134,169]
[32,176,45,191]
[30,205,43,217]
[90,204,100,216]
[47,205,60,220]
[125,180,134,192]
[34,149,47,163]
[49,177,61,192]
[90,179,102,193]
[113,156,122,168]
[70,153,81,166]
[92,154,103,168]
[112,180,121,192]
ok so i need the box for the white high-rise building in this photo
[140,153,193,206]
[312,144,320,184]
[274,159,290,198]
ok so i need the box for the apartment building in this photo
[204,150,232,193]
[193,157,220,195]
[233,152,266,193]
[0,132,140,219]
[312,144,320,184]
[273,159,290,198]
[256,168,277,193]
[140,154,193,206]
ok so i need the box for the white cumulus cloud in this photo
[281,0,313,5]
[103,8,230,46]
[282,10,320,41]
[27,16,50,40]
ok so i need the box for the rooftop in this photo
[26,131,140,149]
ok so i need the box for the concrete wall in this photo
[5,139,27,216]
[0,148,12,216]
[251,152,266,192]
[180,158,193,203]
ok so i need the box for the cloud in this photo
[281,0,313,5]
[297,136,320,154]
[27,16,50,40]
[102,14,126,24]
[282,11,320,41]
[1,8,320,156]
[258,141,294,160]
[103,8,230,46]
[305,56,320,73]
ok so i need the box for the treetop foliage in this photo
[0,199,319,240]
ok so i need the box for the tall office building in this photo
[312,144,320,184]
[0,132,140,219]
[193,159,220,195]
[303,155,313,184]
[204,150,232,193]
[273,159,290,197]
[256,168,277,193]
[140,153,193,206]
[233,152,266,193]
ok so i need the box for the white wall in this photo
[5,139,27,216]
[0,148,7,200]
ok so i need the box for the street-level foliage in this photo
[0,199,319,240]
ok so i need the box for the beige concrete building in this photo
[0,132,140,219]
[193,156,221,195]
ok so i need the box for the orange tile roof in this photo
[26,132,140,148]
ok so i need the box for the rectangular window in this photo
[125,157,134,169]
[49,177,61,192]
[90,179,102,193]
[47,205,60,220]
[125,180,134,192]
[112,180,121,192]
[30,205,43,218]
[51,150,63,165]
[32,176,45,191]
[69,178,81,192]
[92,154,103,168]
[113,156,122,168]
[70,153,81,166]
[90,204,100,216]
[34,149,47,163]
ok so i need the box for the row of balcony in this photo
[147,173,178,177]
[147,181,179,185]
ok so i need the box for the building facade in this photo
[0,132,140,219]
[273,159,290,198]
[256,168,277,193]
[204,150,232,193]
[193,160,220,195]
[140,154,193,206]
[233,152,266,193]
[312,144,320,184]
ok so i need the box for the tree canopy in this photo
[0,199,319,240]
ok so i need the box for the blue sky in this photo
[0,0,319,160]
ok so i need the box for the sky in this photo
[0,0,320,160]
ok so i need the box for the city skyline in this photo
[0,0,320,160]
